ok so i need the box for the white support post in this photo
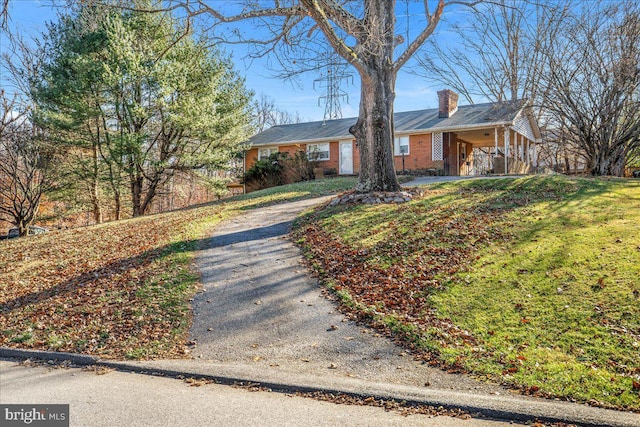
[504,127,509,174]
[519,134,523,162]
[494,127,498,172]
[526,139,530,165]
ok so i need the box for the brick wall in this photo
[247,141,349,174]
[248,133,455,176]
[392,133,446,173]
[443,132,458,175]
[323,142,340,172]
[353,142,361,173]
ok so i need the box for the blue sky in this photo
[2,1,446,121]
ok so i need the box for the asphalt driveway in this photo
[190,196,503,392]
[183,193,640,426]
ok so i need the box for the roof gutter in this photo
[248,105,542,145]
[394,121,515,136]
[247,134,355,147]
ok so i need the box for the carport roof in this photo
[248,99,529,146]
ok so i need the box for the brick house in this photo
[245,90,542,177]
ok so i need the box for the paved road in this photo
[0,360,513,427]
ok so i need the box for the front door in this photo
[339,141,353,175]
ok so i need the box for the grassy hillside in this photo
[294,176,640,410]
[0,177,356,359]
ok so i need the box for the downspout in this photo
[242,150,246,194]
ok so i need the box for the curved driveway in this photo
[191,195,501,392]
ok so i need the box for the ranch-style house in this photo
[245,90,542,177]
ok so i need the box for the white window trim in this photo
[258,147,278,161]
[307,143,330,161]
[394,135,410,156]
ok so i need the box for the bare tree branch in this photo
[298,0,363,70]
[0,0,8,31]
[394,0,444,71]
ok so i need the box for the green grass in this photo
[432,177,640,408]
[295,176,640,410]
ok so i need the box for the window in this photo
[258,147,278,160]
[394,136,410,156]
[307,143,330,161]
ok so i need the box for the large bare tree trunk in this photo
[90,184,102,223]
[347,0,401,193]
[350,66,400,193]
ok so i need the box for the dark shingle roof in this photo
[248,100,528,147]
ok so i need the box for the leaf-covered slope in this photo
[294,177,640,410]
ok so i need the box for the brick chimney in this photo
[437,89,459,118]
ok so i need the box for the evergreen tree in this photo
[33,1,253,218]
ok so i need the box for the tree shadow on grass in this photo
[1,248,163,314]
[0,218,296,315]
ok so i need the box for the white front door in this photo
[339,141,353,175]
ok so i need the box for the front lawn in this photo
[294,176,640,410]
